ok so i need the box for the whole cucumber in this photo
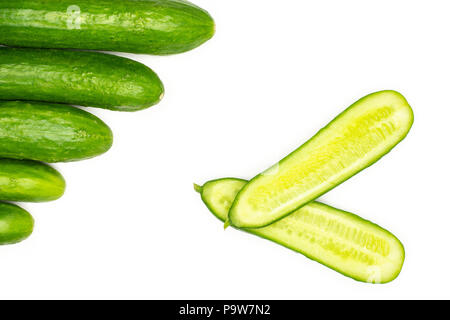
[0,101,113,163]
[0,159,65,202]
[0,0,215,55]
[0,202,34,245]
[0,48,164,111]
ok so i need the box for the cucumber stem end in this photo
[193,183,203,193]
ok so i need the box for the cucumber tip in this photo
[193,183,203,193]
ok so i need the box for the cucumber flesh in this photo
[196,178,405,284]
[229,91,414,228]
[0,202,34,245]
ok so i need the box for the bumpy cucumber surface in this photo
[0,48,164,111]
[196,178,405,284]
[0,159,65,202]
[229,91,414,228]
[0,202,34,245]
[0,0,215,55]
[0,101,113,163]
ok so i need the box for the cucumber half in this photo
[196,178,405,284]
[229,91,414,228]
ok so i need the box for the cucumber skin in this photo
[0,159,65,202]
[0,0,215,55]
[0,48,164,111]
[229,90,414,228]
[0,202,34,245]
[197,178,405,284]
[0,101,113,163]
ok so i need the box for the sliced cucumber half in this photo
[196,178,405,284]
[229,91,414,228]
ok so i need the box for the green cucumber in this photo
[229,91,414,228]
[0,202,34,245]
[0,0,215,55]
[0,101,113,163]
[0,47,164,111]
[0,159,65,202]
[196,178,405,284]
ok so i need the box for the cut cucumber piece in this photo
[196,178,405,284]
[0,202,34,245]
[229,91,414,228]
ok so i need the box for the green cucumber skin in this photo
[0,159,65,202]
[0,0,215,55]
[0,47,164,111]
[0,202,34,245]
[229,90,414,228]
[0,101,113,163]
[196,178,405,284]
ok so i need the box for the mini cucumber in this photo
[0,202,34,245]
[195,178,405,284]
[0,0,215,55]
[0,159,65,202]
[0,47,164,111]
[0,101,113,163]
[229,91,414,228]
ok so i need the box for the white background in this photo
[1,0,449,299]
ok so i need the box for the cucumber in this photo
[229,91,414,228]
[0,0,215,55]
[0,202,34,245]
[0,47,164,111]
[0,159,65,202]
[0,101,113,163]
[195,178,405,284]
